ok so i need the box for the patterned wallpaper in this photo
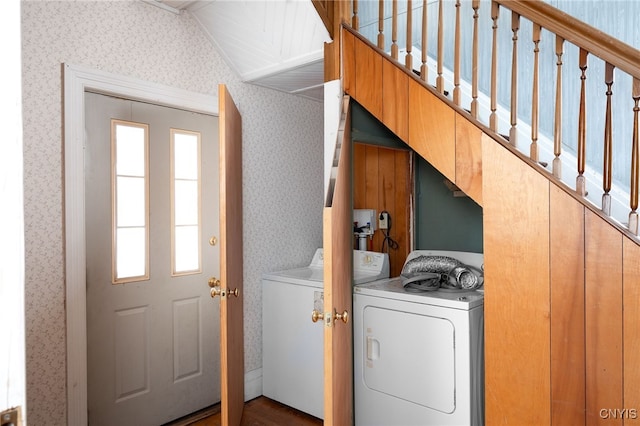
[21,1,324,423]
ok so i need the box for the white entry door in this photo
[85,92,220,425]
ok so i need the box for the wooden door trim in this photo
[63,63,218,425]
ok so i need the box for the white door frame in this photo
[63,63,218,425]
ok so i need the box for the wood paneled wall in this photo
[550,184,585,424]
[483,139,551,425]
[341,25,640,425]
[343,29,481,206]
[353,142,411,277]
[624,240,640,424]
[585,211,623,425]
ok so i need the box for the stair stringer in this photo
[341,25,640,426]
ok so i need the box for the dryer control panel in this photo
[354,250,390,282]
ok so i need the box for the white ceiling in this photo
[143,0,331,102]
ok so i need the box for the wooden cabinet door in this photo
[218,84,244,426]
[323,96,354,425]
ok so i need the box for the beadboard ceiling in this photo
[145,0,331,102]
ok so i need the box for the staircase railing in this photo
[344,0,640,238]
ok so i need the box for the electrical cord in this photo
[380,210,399,253]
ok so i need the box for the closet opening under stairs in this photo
[315,0,640,424]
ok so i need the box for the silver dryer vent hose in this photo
[401,255,483,290]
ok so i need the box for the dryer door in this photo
[362,306,456,413]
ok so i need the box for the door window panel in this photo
[115,125,146,176]
[171,129,202,275]
[116,176,146,227]
[174,180,198,224]
[174,225,199,272]
[116,227,147,279]
[112,120,149,283]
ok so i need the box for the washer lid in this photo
[262,248,390,286]
[271,266,324,282]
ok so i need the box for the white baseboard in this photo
[244,368,262,401]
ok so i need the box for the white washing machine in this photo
[353,250,485,426]
[262,248,389,419]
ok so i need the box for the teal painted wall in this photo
[414,158,483,253]
[351,101,484,253]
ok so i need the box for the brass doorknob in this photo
[210,286,222,298]
[334,310,349,324]
[311,310,324,323]
[228,288,239,297]
[208,277,221,298]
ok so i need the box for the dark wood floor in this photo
[166,396,323,426]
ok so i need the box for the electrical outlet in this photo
[379,212,389,230]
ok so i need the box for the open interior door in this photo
[323,95,353,424]
[216,84,244,425]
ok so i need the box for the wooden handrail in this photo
[494,0,640,80]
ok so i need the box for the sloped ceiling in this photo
[146,0,331,102]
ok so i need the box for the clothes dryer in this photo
[262,249,389,419]
[353,250,484,426]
